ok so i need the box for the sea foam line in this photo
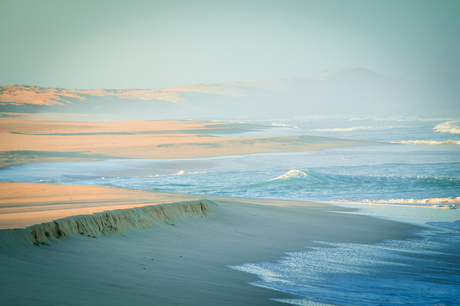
[334,197,460,209]
[149,170,208,177]
[392,140,460,146]
[310,125,408,132]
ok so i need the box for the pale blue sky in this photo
[1,0,459,89]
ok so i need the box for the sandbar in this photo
[0,118,374,169]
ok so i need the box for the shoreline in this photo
[0,183,421,305]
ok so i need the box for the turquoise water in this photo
[1,145,458,206]
[1,117,459,305]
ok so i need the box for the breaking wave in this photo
[392,140,460,146]
[270,170,307,181]
[434,121,460,133]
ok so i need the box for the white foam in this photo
[230,232,460,306]
[391,140,460,146]
[334,197,460,209]
[271,170,307,181]
[434,121,460,134]
[292,115,457,122]
[371,116,457,122]
[310,126,407,132]
[148,170,207,178]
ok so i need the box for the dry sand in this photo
[0,118,373,169]
[0,183,194,229]
[0,183,420,306]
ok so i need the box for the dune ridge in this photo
[0,199,217,248]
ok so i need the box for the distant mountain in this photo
[1,67,459,120]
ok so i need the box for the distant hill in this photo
[1,67,459,120]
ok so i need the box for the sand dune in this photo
[0,183,204,229]
[0,83,244,106]
[2,67,458,119]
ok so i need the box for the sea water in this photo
[1,117,459,305]
[231,225,460,306]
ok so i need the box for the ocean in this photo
[1,117,459,305]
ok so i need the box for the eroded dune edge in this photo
[0,199,217,248]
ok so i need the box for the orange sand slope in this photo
[0,119,373,168]
[0,182,197,229]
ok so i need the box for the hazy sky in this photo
[1,0,459,89]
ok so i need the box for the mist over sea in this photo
[1,116,459,305]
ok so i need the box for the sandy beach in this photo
[0,183,420,305]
